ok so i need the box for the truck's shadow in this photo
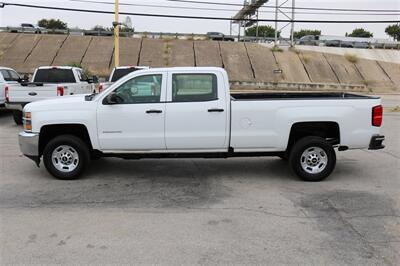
[0,158,295,209]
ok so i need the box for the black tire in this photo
[43,135,90,180]
[12,110,23,125]
[289,136,336,182]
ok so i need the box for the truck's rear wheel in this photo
[289,136,336,182]
[12,110,23,125]
[43,135,90,180]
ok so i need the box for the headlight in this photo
[23,112,32,132]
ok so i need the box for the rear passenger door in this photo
[165,71,229,151]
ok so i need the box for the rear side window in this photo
[0,69,20,82]
[172,74,218,102]
[111,68,139,82]
[34,69,76,83]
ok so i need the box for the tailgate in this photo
[8,84,58,103]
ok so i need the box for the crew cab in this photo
[6,66,97,124]
[18,67,385,181]
[98,66,149,92]
[0,67,25,109]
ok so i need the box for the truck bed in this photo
[231,92,378,101]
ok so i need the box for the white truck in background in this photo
[0,67,26,109]
[98,66,149,92]
[6,66,97,124]
[19,67,385,182]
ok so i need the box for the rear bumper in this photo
[5,102,24,111]
[369,135,385,150]
[19,131,40,165]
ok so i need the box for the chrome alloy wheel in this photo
[51,145,80,173]
[300,147,328,174]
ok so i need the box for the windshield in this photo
[33,69,76,83]
[111,68,141,82]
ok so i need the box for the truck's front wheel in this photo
[289,136,336,182]
[43,135,90,180]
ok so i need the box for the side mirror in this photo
[104,92,123,105]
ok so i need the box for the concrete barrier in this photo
[323,53,364,84]
[111,38,142,67]
[274,50,311,83]
[139,39,167,67]
[169,40,194,67]
[220,42,254,82]
[81,36,114,76]
[24,35,68,73]
[0,34,42,73]
[194,41,222,67]
[53,35,92,66]
[245,43,281,82]
[299,51,339,83]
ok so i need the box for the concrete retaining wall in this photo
[0,33,398,92]
[81,36,114,76]
[53,36,92,66]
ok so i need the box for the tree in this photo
[245,25,279,38]
[348,28,373,38]
[385,24,400,41]
[293,29,321,39]
[38,19,68,30]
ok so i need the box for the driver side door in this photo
[97,73,167,151]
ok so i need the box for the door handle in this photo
[28,92,37,96]
[146,110,163,114]
[208,108,224,112]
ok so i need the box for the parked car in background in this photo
[207,32,235,42]
[297,35,320,46]
[0,67,25,109]
[8,23,46,34]
[98,66,150,92]
[6,66,97,124]
[19,67,385,182]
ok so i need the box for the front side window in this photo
[113,74,162,104]
[172,74,217,102]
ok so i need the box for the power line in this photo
[166,0,400,13]
[68,0,400,16]
[2,2,400,24]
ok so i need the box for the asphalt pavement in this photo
[0,96,399,265]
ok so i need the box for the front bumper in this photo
[369,135,385,150]
[18,131,40,165]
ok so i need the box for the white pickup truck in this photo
[18,67,385,182]
[6,66,97,124]
[98,66,149,92]
[0,66,25,109]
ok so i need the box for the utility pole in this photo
[114,0,120,67]
[290,0,295,47]
[274,0,278,46]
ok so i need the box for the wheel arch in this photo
[287,121,340,152]
[39,124,93,157]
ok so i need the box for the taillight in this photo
[372,105,383,127]
[98,84,103,92]
[5,86,9,102]
[57,86,64,96]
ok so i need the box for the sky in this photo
[0,0,399,39]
